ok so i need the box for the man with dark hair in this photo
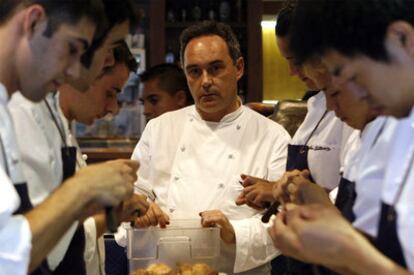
[9,40,143,275]
[268,0,414,274]
[139,63,193,121]
[120,21,291,274]
[0,1,139,275]
[68,0,138,92]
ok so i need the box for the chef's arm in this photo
[25,160,136,272]
[340,235,411,275]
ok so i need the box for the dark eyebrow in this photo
[77,38,90,51]
[332,65,344,77]
[209,60,224,66]
[185,64,198,71]
[112,87,122,93]
[111,39,124,47]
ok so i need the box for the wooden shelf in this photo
[81,147,134,164]
[165,21,246,29]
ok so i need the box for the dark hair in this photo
[0,0,106,37]
[139,63,193,104]
[275,0,296,37]
[81,0,138,68]
[179,20,241,65]
[111,40,138,73]
[289,0,414,64]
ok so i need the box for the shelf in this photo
[165,21,246,29]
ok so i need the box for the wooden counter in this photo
[81,147,134,164]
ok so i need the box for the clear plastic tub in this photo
[127,220,220,274]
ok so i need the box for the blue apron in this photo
[375,203,407,268]
[334,177,356,222]
[272,111,332,275]
[44,100,86,275]
[374,141,413,269]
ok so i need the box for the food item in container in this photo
[131,263,174,275]
[177,263,217,275]
[132,263,218,275]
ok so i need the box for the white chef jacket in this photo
[291,92,356,190]
[127,105,290,274]
[352,117,399,238]
[0,84,32,275]
[8,91,105,275]
[382,107,414,271]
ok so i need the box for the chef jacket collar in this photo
[191,97,244,124]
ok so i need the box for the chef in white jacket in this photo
[117,21,290,274]
[8,42,142,275]
[0,1,138,275]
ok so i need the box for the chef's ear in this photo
[386,21,414,57]
[22,5,46,39]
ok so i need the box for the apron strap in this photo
[303,110,328,146]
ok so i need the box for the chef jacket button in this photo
[169,208,175,213]
[236,125,241,130]
[190,118,194,122]
[82,154,88,161]
[228,154,234,159]
[180,146,186,152]
[174,176,180,181]
[218,183,225,189]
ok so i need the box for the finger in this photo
[235,195,247,206]
[301,169,311,179]
[246,200,265,210]
[241,177,256,187]
[121,159,140,171]
[245,189,258,202]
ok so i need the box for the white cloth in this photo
[121,105,290,274]
[291,92,355,190]
[58,99,106,275]
[352,117,398,238]
[0,84,32,275]
[8,91,105,274]
[382,107,414,271]
[9,92,78,270]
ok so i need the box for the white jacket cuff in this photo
[83,217,98,263]
[231,217,280,273]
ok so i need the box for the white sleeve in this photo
[132,123,154,198]
[268,128,290,180]
[0,167,31,275]
[230,216,280,273]
[83,217,98,265]
[115,124,154,247]
[0,215,32,275]
[229,126,288,273]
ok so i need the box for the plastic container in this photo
[127,220,220,274]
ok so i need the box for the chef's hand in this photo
[272,170,307,204]
[287,170,332,206]
[70,159,138,218]
[269,203,350,266]
[134,202,170,228]
[235,174,275,210]
[118,193,150,223]
[268,206,306,261]
[200,210,235,244]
